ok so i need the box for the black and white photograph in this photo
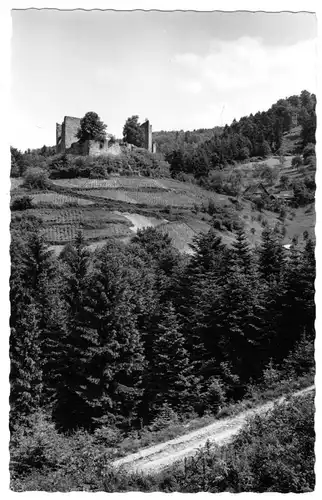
[7,3,317,493]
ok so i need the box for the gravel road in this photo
[112,385,314,475]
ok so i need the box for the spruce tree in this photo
[10,303,43,429]
[53,238,149,431]
[10,230,59,423]
[274,238,316,361]
[51,232,96,432]
[258,227,286,283]
[232,227,252,272]
[210,262,265,390]
[146,303,194,414]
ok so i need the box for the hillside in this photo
[10,149,315,255]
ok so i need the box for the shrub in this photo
[10,411,117,492]
[305,155,316,169]
[203,377,227,413]
[279,174,290,190]
[23,169,51,190]
[262,359,281,386]
[149,403,179,432]
[304,175,316,191]
[253,164,278,185]
[292,180,314,206]
[279,207,287,221]
[11,195,33,211]
[303,143,315,163]
[207,204,242,232]
[283,335,315,377]
[150,393,315,493]
[207,171,225,193]
[291,155,303,168]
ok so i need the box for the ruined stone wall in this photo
[56,116,81,153]
[88,139,121,157]
[57,115,154,156]
[140,120,152,152]
[67,141,88,156]
[56,124,62,153]
[63,116,81,150]
[67,139,121,157]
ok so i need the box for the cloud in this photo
[174,36,317,94]
[176,79,202,94]
[95,66,121,85]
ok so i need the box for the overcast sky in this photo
[11,10,317,151]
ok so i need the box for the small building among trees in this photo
[243,182,275,202]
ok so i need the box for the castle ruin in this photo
[140,120,152,152]
[56,116,81,154]
[56,116,156,156]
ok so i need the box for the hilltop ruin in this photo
[56,116,156,156]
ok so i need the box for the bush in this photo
[23,169,51,190]
[203,377,227,412]
[305,155,316,169]
[292,180,314,206]
[100,392,315,493]
[11,195,33,211]
[303,143,315,163]
[149,403,179,432]
[291,155,303,168]
[48,150,170,179]
[10,411,117,492]
[253,163,278,185]
[283,335,315,377]
[279,174,290,190]
[205,204,242,232]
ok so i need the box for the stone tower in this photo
[56,116,81,154]
[140,120,153,152]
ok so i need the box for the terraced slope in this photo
[10,156,315,253]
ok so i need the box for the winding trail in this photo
[112,385,314,475]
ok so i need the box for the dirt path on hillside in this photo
[114,212,167,233]
[112,385,314,475]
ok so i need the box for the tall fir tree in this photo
[145,303,194,415]
[10,230,60,424]
[232,227,253,272]
[258,227,286,284]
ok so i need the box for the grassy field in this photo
[52,177,168,190]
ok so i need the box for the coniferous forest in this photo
[10,214,315,491]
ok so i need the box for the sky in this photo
[11,9,317,151]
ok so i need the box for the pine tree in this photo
[169,149,185,177]
[211,263,265,390]
[258,227,286,283]
[10,303,43,429]
[53,239,149,431]
[232,227,252,272]
[10,230,59,423]
[146,303,193,414]
[274,238,315,361]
